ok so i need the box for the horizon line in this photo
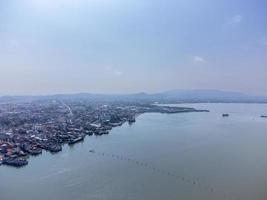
[0,89,266,98]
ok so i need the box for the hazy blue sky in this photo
[0,0,267,95]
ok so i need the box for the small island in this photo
[0,100,208,167]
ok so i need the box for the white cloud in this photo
[230,14,242,24]
[105,66,123,76]
[114,70,123,76]
[194,56,206,63]
[257,38,267,46]
[3,39,21,53]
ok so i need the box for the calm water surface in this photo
[1,103,267,200]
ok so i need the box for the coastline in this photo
[0,102,208,168]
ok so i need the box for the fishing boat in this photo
[68,136,84,145]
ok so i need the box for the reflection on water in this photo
[1,103,267,200]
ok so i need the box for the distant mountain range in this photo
[1,89,267,103]
[153,89,267,103]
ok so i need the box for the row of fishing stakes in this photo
[89,150,236,200]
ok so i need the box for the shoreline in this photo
[0,102,208,168]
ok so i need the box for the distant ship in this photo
[222,114,229,117]
[261,115,267,118]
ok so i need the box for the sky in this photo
[0,0,267,95]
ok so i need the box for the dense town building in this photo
[0,99,207,167]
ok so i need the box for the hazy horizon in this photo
[0,88,266,97]
[1,88,267,98]
[1,0,267,95]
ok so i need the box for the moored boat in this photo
[68,136,84,145]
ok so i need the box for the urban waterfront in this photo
[0,100,207,167]
[1,103,267,200]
